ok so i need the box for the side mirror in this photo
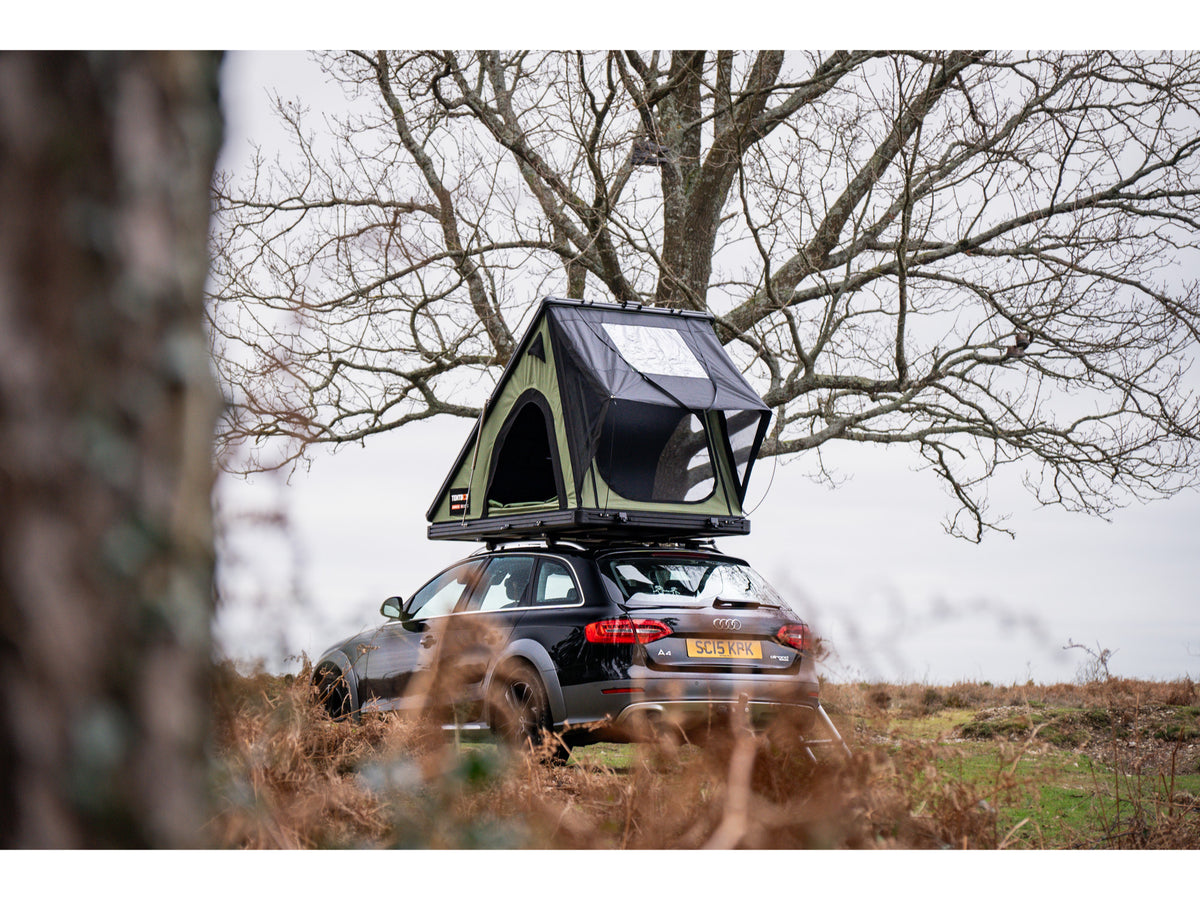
[381,596,405,619]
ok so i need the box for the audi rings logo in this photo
[712,618,743,631]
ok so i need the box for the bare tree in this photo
[1063,639,1117,683]
[210,51,1200,539]
[0,51,222,847]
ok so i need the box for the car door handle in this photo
[420,634,437,648]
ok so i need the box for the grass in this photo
[929,746,1102,846]
[870,680,1200,848]
[208,662,1200,849]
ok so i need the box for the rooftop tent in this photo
[427,297,771,542]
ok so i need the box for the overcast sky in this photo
[212,51,1200,686]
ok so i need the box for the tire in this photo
[489,664,569,763]
[314,665,353,721]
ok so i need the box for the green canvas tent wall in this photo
[427,297,771,542]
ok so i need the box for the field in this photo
[210,663,1200,850]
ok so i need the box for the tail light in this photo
[585,618,673,644]
[775,623,812,652]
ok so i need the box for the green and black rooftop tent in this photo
[427,297,771,543]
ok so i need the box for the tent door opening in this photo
[485,392,564,514]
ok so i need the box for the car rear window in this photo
[603,557,784,609]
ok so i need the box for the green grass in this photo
[1152,706,1200,742]
[953,707,1119,746]
[931,746,1106,846]
[888,708,977,740]
[886,704,1200,848]
[568,742,636,769]
[453,731,637,770]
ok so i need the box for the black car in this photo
[313,540,830,758]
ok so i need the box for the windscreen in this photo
[604,557,785,609]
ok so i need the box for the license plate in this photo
[686,639,762,660]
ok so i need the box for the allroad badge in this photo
[712,618,742,631]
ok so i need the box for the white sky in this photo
[211,50,1200,686]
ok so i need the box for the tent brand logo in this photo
[712,618,743,631]
[449,488,469,515]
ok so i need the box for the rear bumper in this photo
[615,697,816,731]
[557,672,819,743]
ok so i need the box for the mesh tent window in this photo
[595,403,715,504]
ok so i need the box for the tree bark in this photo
[0,51,223,848]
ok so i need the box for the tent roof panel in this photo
[545,301,769,414]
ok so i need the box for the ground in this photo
[210,665,1200,849]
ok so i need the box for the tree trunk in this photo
[655,51,707,310]
[0,51,223,848]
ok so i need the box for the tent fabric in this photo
[548,304,768,412]
[427,297,771,542]
[546,303,769,504]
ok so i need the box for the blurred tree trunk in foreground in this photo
[0,51,222,847]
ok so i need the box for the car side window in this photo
[464,556,535,612]
[408,562,483,622]
[533,559,579,607]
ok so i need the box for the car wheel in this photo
[314,665,353,721]
[490,664,568,763]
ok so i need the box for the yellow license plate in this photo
[686,639,762,660]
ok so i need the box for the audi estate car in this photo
[313,541,823,758]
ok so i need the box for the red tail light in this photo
[585,618,673,644]
[775,623,811,652]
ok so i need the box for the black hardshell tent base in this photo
[427,507,750,543]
